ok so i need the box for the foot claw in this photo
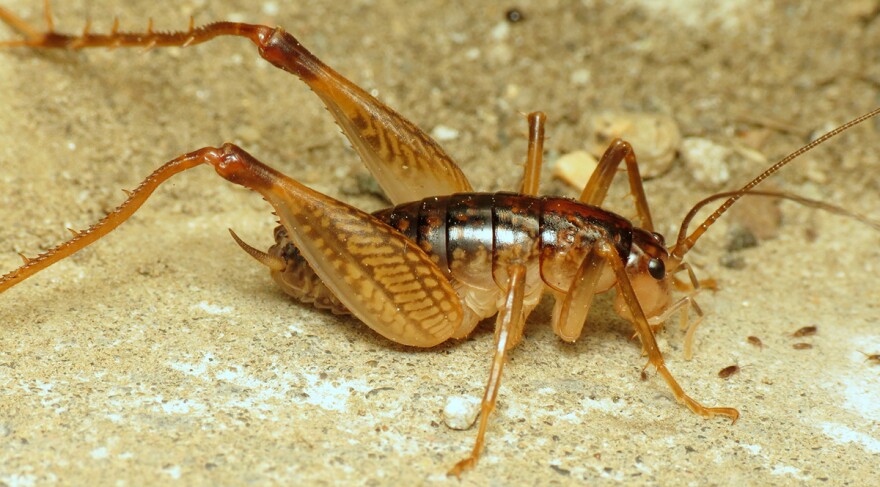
[447,457,477,477]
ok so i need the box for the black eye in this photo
[648,258,665,280]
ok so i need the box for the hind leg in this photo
[447,265,527,477]
[0,3,473,205]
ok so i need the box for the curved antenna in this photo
[675,189,880,242]
[670,106,880,261]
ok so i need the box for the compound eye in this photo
[648,258,665,280]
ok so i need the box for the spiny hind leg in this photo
[2,143,464,350]
[206,144,464,347]
[448,264,527,477]
[596,240,739,422]
[0,148,214,294]
[0,2,473,205]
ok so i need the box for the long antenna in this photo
[670,106,880,261]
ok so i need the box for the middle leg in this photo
[580,139,654,231]
[519,111,547,196]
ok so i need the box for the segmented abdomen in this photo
[374,192,632,289]
[269,192,633,332]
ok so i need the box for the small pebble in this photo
[491,22,511,41]
[552,150,599,190]
[680,137,733,187]
[726,225,758,252]
[431,125,460,141]
[590,112,681,179]
[570,69,591,86]
[442,396,480,430]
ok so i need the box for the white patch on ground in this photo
[0,474,37,487]
[20,380,66,414]
[740,443,762,455]
[168,352,215,378]
[287,323,304,334]
[579,396,632,417]
[840,374,880,421]
[299,371,371,412]
[430,125,459,141]
[771,464,810,481]
[819,422,880,454]
[632,0,769,31]
[166,353,371,414]
[90,447,110,459]
[162,465,182,480]
[801,335,880,455]
[556,411,582,424]
[161,399,206,415]
[193,301,233,315]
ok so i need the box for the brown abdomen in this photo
[269,192,632,328]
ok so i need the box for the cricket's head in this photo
[616,227,673,321]
[616,106,880,325]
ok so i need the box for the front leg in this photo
[580,139,654,231]
[596,240,739,422]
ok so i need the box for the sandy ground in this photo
[1,0,879,485]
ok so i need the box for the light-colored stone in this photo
[552,150,599,190]
[590,112,681,179]
[442,395,481,430]
[681,137,734,188]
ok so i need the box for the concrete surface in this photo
[1,0,879,485]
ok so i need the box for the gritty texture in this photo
[1,0,879,485]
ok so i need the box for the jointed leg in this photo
[551,248,606,342]
[1,143,464,349]
[596,240,738,421]
[669,261,707,360]
[448,264,527,477]
[630,263,706,343]
[0,148,210,293]
[0,3,473,205]
[580,139,654,231]
[519,112,547,196]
